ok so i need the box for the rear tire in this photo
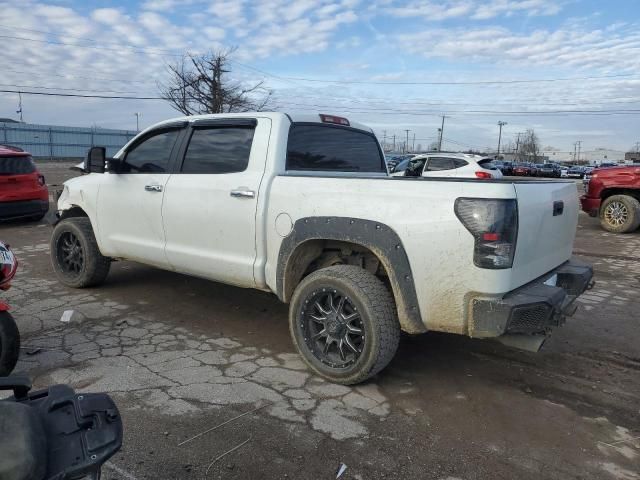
[599,195,640,233]
[289,265,400,385]
[51,217,111,287]
[0,311,20,376]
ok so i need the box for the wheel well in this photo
[282,240,389,303]
[601,188,640,203]
[58,206,89,222]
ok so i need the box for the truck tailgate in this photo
[511,181,579,288]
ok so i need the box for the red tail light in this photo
[475,171,492,179]
[37,175,46,186]
[455,198,518,269]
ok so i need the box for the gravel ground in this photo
[0,163,637,480]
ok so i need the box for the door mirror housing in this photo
[85,147,106,173]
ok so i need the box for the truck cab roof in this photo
[146,112,374,135]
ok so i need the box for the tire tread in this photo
[51,217,111,288]
[290,265,400,384]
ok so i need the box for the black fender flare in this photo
[276,216,426,334]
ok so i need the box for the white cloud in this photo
[381,0,563,20]
[396,24,640,72]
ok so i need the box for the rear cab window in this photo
[0,155,36,175]
[286,124,386,173]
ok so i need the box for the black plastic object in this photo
[0,378,123,480]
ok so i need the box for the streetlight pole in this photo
[404,129,410,153]
[134,112,142,132]
[497,121,507,158]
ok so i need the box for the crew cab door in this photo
[96,125,183,268]
[162,118,270,287]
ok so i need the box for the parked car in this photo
[499,161,514,176]
[582,167,595,186]
[512,163,531,176]
[581,164,640,233]
[560,167,569,178]
[391,153,503,179]
[51,112,592,384]
[567,166,585,179]
[0,145,49,221]
[526,163,539,176]
[537,163,561,178]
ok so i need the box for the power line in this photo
[3,90,640,117]
[0,89,163,100]
[0,83,138,94]
[263,72,640,86]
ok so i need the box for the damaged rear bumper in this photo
[470,258,594,351]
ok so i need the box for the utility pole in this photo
[16,91,23,122]
[392,134,396,152]
[404,129,410,153]
[497,121,507,158]
[412,133,416,152]
[437,115,448,151]
[382,130,387,151]
[577,141,582,163]
[573,142,578,163]
[134,112,142,132]
[514,132,522,162]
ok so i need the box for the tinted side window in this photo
[181,127,255,174]
[122,129,179,173]
[0,156,36,175]
[287,124,385,172]
[427,157,454,171]
[453,159,468,168]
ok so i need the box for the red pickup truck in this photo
[581,165,640,233]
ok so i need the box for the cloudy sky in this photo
[1,0,639,155]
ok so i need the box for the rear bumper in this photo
[470,258,594,339]
[0,199,49,220]
[580,195,601,217]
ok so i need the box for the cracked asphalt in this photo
[0,163,638,479]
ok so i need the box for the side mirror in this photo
[85,147,106,173]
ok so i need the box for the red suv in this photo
[0,145,49,221]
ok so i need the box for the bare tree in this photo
[520,128,541,163]
[159,48,272,115]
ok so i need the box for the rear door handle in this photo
[145,184,163,192]
[230,188,255,198]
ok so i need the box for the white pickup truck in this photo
[51,112,593,384]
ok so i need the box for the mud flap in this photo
[495,333,547,352]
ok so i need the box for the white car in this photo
[391,153,503,179]
[51,112,592,384]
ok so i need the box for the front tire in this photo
[0,311,20,376]
[51,217,111,288]
[599,195,640,233]
[289,265,400,385]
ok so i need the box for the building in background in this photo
[0,121,136,160]
[625,151,640,163]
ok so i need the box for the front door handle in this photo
[230,188,255,198]
[145,184,163,192]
